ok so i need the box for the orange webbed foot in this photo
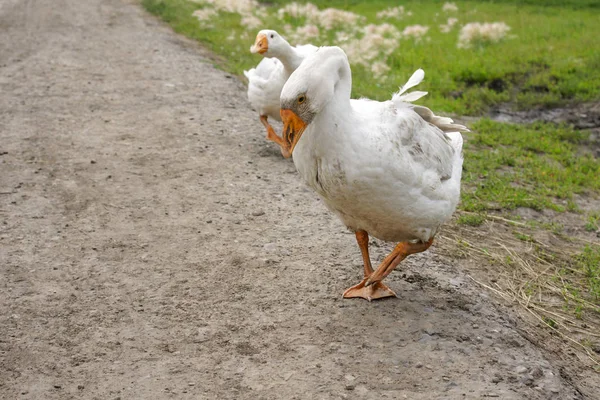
[343,277,397,301]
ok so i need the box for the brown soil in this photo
[1,0,598,399]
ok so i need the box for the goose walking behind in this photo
[279,47,469,301]
[243,30,317,157]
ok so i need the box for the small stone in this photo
[491,375,502,383]
[344,374,356,381]
[508,338,524,348]
[423,326,436,335]
[457,334,470,342]
[53,384,62,389]
[472,324,479,329]
[445,382,458,389]
[251,210,265,217]
[515,365,528,374]
[531,367,543,378]
[90,160,96,164]
[419,333,432,343]
[283,372,294,381]
[77,385,85,390]
[415,362,423,368]
[345,384,355,391]
[263,243,277,252]
[520,374,534,386]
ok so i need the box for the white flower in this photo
[365,23,402,39]
[192,8,217,21]
[458,22,511,48]
[376,6,406,20]
[287,24,320,43]
[277,2,320,19]
[442,2,458,12]
[439,17,458,33]
[335,31,351,43]
[283,24,293,34]
[371,61,390,79]
[340,24,401,68]
[201,0,258,14]
[317,8,364,29]
[194,0,264,24]
[241,14,262,29]
[402,25,429,40]
[296,24,320,39]
[277,3,364,29]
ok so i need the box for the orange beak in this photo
[280,109,307,154]
[250,33,268,54]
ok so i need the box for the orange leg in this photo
[260,115,291,158]
[343,230,397,301]
[365,238,434,287]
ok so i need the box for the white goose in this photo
[244,30,317,157]
[279,46,469,301]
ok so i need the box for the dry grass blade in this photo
[439,218,600,369]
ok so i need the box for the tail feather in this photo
[395,90,428,103]
[392,68,470,134]
[395,68,424,97]
[412,105,470,133]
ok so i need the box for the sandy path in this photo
[0,0,592,398]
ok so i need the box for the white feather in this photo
[396,68,425,96]
[395,90,428,103]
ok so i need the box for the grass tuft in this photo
[457,213,486,226]
[585,212,600,232]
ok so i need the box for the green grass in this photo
[461,119,599,212]
[143,0,600,115]
[558,244,600,319]
[456,213,486,226]
[585,212,600,232]
[578,245,600,302]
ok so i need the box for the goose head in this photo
[250,30,289,57]
[280,47,351,154]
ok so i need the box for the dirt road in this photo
[0,0,594,398]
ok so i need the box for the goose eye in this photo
[298,95,306,104]
[270,34,274,39]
